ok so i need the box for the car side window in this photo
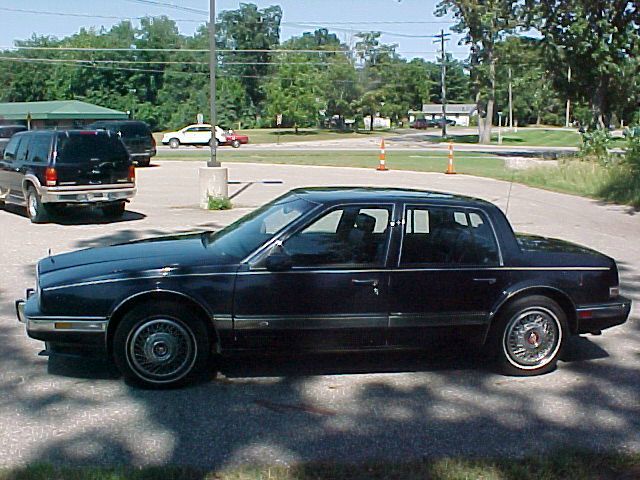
[26,135,51,164]
[3,136,22,162]
[283,205,392,268]
[401,206,500,266]
[14,135,31,164]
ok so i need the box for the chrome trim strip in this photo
[213,314,233,330]
[43,266,610,291]
[45,183,135,192]
[234,313,387,330]
[389,312,488,328]
[27,315,107,321]
[27,319,108,333]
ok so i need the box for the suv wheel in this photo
[168,138,180,149]
[113,301,211,388]
[101,201,126,220]
[26,186,49,223]
[490,295,567,376]
[137,157,151,167]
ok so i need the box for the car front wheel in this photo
[231,139,241,148]
[113,301,210,388]
[490,295,567,376]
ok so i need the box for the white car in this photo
[161,124,227,149]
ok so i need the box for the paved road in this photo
[0,161,638,469]
[156,127,579,156]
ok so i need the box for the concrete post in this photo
[199,167,228,209]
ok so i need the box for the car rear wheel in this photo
[101,201,125,220]
[26,186,49,223]
[113,301,210,388]
[231,139,241,148]
[490,295,567,376]
[168,138,180,149]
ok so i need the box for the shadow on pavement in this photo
[0,203,146,225]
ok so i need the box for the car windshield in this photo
[119,123,150,137]
[203,195,318,262]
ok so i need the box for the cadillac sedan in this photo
[16,188,631,387]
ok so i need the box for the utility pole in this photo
[508,67,513,131]
[198,0,228,209]
[208,0,219,168]
[565,66,571,128]
[433,30,450,138]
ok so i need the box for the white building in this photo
[409,103,477,127]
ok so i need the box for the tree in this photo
[531,0,639,128]
[217,3,282,112]
[437,1,521,143]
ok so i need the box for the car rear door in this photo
[388,204,509,347]
[53,131,131,186]
[232,204,395,351]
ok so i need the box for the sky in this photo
[0,0,470,61]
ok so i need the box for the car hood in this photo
[37,232,239,287]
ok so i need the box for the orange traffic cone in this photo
[377,138,388,171]
[445,141,456,174]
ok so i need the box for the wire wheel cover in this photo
[128,318,195,381]
[503,308,561,369]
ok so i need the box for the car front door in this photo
[232,204,395,351]
[388,204,509,347]
[6,135,30,196]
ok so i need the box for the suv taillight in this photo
[45,167,57,186]
[128,165,136,183]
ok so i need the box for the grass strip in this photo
[2,450,638,480]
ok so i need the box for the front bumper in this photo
[39,184,136,204]
[576,296,632,333]
[16,294,108,355]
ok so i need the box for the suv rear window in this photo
[0,127,26,138]
[56,132,130,165]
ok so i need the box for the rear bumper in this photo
[39,184,136,204]
[576,297,632,333]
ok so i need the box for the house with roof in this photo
[0,100,129,129]
[409,103,477,127]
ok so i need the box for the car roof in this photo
[91,120,147,125]
[291,187,495,208]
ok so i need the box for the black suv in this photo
[88,120,156,167]
[0,125,28,156]
[0,130,136,223]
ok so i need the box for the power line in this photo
[121,0,207,15]
[0,6,203,23]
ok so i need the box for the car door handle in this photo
[352,279,378,287]
[473,278,497,285]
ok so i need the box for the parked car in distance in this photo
[0,130,136,223]
[16,188,631,387]
[0,125,28,156]
[220,130,249,148]
[161,124,227,149]
[88,120,156,167]
[428,117,457,127]
[411,118,430,129]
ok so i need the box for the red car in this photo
[222,131,249,148]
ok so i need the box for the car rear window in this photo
[118,123,151,137]
[56,132,129,164]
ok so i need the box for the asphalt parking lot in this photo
[0,160,638,469]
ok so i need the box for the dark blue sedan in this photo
[17,188,631,387]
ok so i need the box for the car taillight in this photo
[128,165,136,183]
[45,167,57,186]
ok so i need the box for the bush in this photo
[579,128,613,165]
[207,196,232,210]
[623,126,640,174]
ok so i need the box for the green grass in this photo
[2,451,638,479]
[157,149,509,178]
[423,128,626,148]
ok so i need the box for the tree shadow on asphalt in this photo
[0,203,146,226]
[3,298,638,475]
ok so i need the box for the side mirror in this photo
[265,251,293,272]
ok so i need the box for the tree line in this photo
[0,2,637,140]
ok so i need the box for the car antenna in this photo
[504,167,516,219]
[48,248,54,263]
